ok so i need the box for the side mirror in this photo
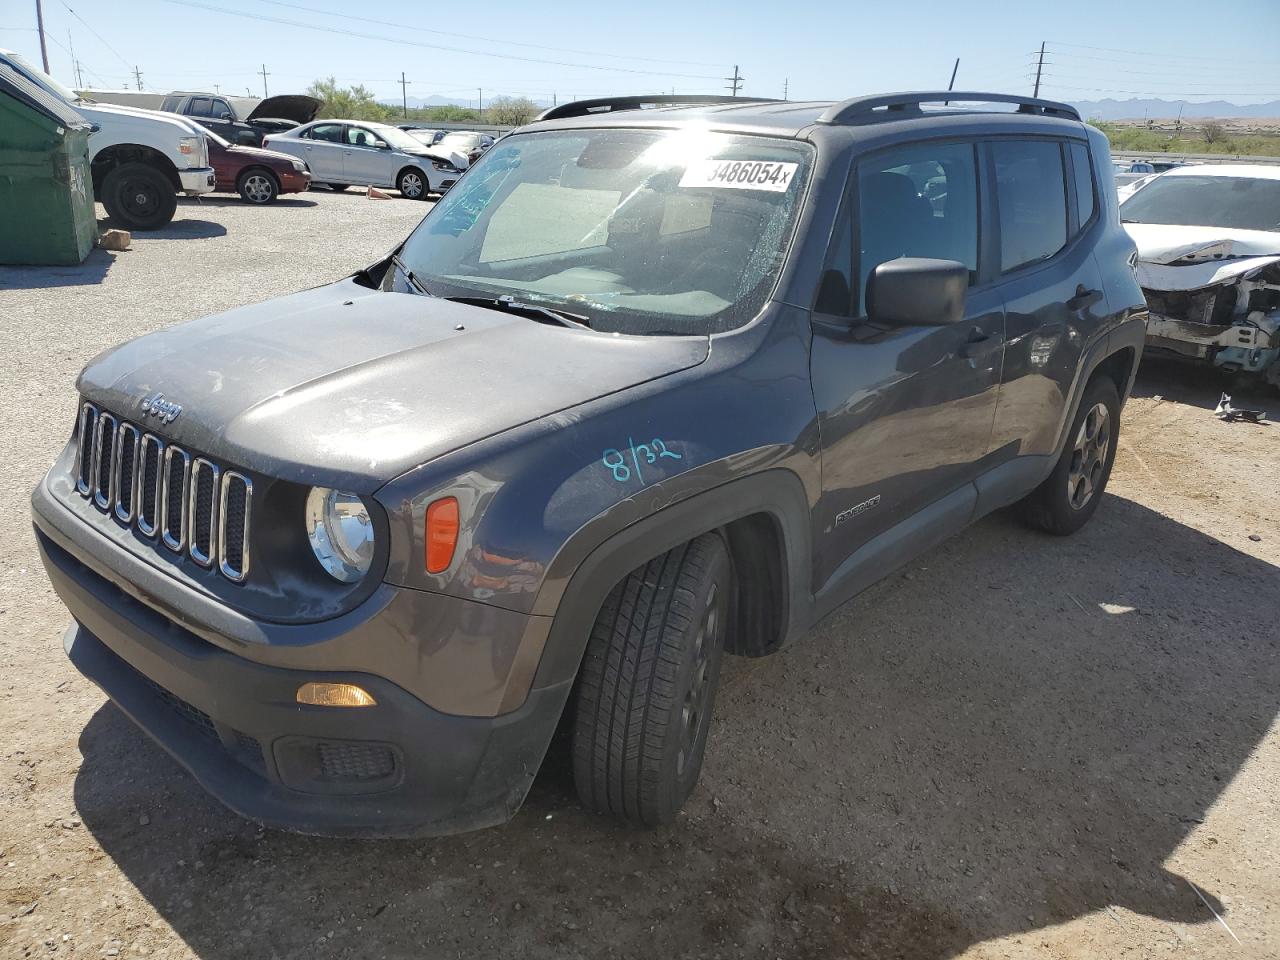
[866,257,968,327]
[218,111,233,120]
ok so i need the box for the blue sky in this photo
[3,0,1279,107]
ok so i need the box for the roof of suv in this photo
[528,92,1087,141]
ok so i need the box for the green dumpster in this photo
[0,61,97,265]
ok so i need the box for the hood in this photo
[78,99,207,135]
[1125,223,1280,292]
[405,145,465,168]
[76,278,709,492]
[227,142,303,165]
[247,94,320,125]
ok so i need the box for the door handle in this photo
[1066,285,1102,311]
[959,327,1003,360]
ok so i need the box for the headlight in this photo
[305,487,375,583]
[431,160,458,173]
[292,159,306,172]
[178,136,199,156]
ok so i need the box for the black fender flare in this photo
[530,468,814,690]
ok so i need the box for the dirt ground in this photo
[1,194,1277,960]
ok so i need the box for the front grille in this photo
[73,401,252,583]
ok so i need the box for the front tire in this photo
[1019,376,1121,535]
[572,532,732,826]
[237,169,279,204]
[101,162,178,230]
[323,183,349,192]
[397,167,429,200]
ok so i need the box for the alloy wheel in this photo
[677,582,719,778]
[243,174,274,203]
[1067,402,1111,510]
[401,172,424,198]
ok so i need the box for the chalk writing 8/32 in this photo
[602,438,682,484]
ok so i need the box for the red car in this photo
[202,126,311,204]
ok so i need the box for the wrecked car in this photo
[33,92,1145,837]
[1121,164,1280,388]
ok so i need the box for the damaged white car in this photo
[1121,164,1280,388]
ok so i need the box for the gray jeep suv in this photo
[32,92,1146,837]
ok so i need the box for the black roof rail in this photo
[535,94,781,122]
[817,91,1081,125]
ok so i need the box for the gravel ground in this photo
[1,193,1278,960]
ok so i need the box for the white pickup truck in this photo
[1,49,214,230]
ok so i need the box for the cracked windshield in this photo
[392,128,812,334]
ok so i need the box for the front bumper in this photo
[179,166,216,195]
[32,482,569,838]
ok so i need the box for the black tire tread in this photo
[572,533,724,825]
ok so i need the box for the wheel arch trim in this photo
[529,468,813,691]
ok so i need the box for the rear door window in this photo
[992,140,1068,272]
[854,141,979,314]
[309,123,344,143]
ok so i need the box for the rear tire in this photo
[237,169,279,204]
[571,532,732,826]
[1018,376,1121,535]
[101,162,177,230]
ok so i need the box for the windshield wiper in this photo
[443,294,591,329]
[390,254,429,296]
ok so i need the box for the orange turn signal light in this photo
[425,496,460,574]
[296,682,377,708]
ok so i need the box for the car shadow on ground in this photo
[0,248,115,290]
[132,216,229,240]
[181,197,319,209]
[71,496,1278,959]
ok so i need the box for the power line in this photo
[247,0,723,68]
[57,1,133,70]
[158,0,723,80]
[1046,40,1269,65]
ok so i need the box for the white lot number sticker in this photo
[679,159,798,192]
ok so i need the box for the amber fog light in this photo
[296,682,377,708]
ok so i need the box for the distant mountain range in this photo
[1067,98,1280,121]
[385,93,1280,121]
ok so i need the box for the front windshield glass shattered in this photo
[392,128,813,335]
[1121,175,1280,233]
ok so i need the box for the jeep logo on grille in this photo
[139,392,182,424]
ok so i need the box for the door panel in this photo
[809,138,1003,590]
[343,127,393,186]
[299,124,347,181]
[811,287,1003,587]
[987,139,1106,458]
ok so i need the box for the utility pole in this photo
[132,66,144,91]
[213,83,220,94]
[399,71,411,118]
[783,77,788,100]
[35,0,50,72]
[1032,41,1046,98]
[477,87,482,120]
[67,30,83,88]
[258,63,269,97]
[725,64,743,97]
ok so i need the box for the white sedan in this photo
[262,120,463,199]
